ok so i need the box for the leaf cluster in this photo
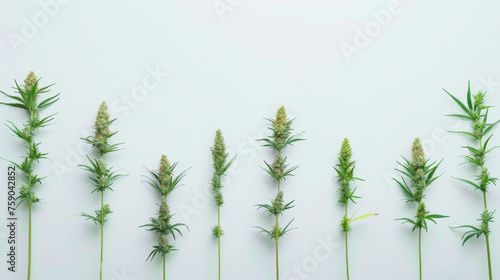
[143,162,188,198]
[1,73,59,208]
[396,202,448,231]
[255,191,295,216]
[211,129,236,207]
[445,82,499,192]
[394,157,442,203]
[81,204,113,225]
[79,156,123,193]
[0,77,60,113]
[142,156,188,260]
[255,219,297,240]
[453,210,495,246]
[395,139,447,230]
[340,212,378,233]
[334,138,363,205]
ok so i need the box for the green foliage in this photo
[255,191,295,216]
[445,82,499,193]
[81,204,113,225]
[255,106,303,239]
[453,210,495,246]
[211,129,236,207]
[211,225,224,238]
[334,138,364,205]
[445,81,497,273]
[395,202,448,232]
[141,155,188,261]
[257,106,304,182]
[1,72,59,208]
[79,156,122,193]
[255,219,297,240]
[81,102,123,156]
[395,138,447,230]
[80,102,124,224]
[255,106,303,280]
[1,72,59,280]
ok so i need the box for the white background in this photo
[1,1,500,279]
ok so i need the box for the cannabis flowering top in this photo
[210,130,236,280]
[1,72,60,280]
[79,101,124,280]
[395,138,447,280]
[255,106,304,280]
[445,82,499,279]
[141,155,188,264]
[82,102,122,156]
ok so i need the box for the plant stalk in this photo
[163,254,166,280]
[218,205,221,280]
[419,227,422,280]
[275,180,281,280]
[483,192,492,280]
[100,191,104,280]
[28,202,32,280]
[345,203,350,280]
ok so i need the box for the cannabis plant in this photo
[394,138,447,280]
[0,72,59,280]
[210,130,236,280]
[255,106,304,280]
[80,102,124,280]
[334,138,376,280]
[141,155,188,280]
[445,82,498,280]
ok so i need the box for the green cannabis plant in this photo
[210,130,236,280]
[394,138,447,280]
[334,138,376,280]
[0,72,59,280]
[141,155,188,280]
[80,102,124,280]
[255,106,304,280]
[445,82,498,280]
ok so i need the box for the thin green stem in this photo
[419,227,422,280]
[485,234,492,280]
[28,202,32,280]
[483,192,492,280]
[276,180,281,280]
[345,204,349,280]
[100,191,104,280]
[218,205,221,280]
[163,254,166,280]
[483,192,488,209]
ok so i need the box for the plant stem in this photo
[100,191,104,280]
[419,227,422,280]
[28,202,32,280]
[163,254,166,280]
[218,205,221,280]
[275,180,281,280]
[345,204,349,280]
[483,192,492,280]
[345,232,349,280]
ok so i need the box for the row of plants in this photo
[1,73,497,280]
